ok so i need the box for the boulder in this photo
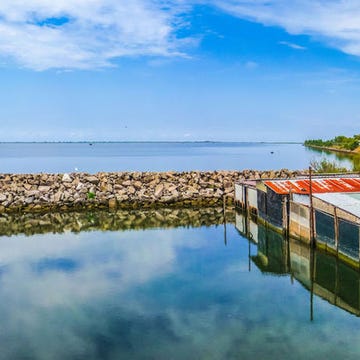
[86,176,99,185]
[108,198,117,209]
[154,184,164,198]
[62,173,72,183]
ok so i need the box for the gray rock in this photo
[154,184,164,197]
[133,181,143,190]
[108,198,117,209]
[26,190,40,196]
[62,173,72,183]
[24,197,34,204]
[38,186,51,192]
[86,176,99,185]
[76,182,84,191]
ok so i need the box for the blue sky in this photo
[1,0,360,142]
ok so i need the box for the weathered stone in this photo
[24,197,34,204]
[40,173,48,181]
[38,186,51,192]
[154,184,164,197]
[76,183,84,191]
[0,194,6,202]
[133,181,143,190]
[26,190,40,196]
[62,173,72,183]
[116,194,129,201]
[108,198,117,209]
[105,184,113,192]
[53,192,62,202]
[86,176,99,185]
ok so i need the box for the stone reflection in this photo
[0,207,235,237]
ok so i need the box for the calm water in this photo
[0,142,356,173]
[0,208,360,359]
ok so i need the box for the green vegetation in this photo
[304,134,360,151]
[87,191,96,199]
[310,158,349,173]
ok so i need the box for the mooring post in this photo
[310,249,315,322]
[334,207,339,255]
[356,219,360,271]
[309,166,316,249]
[358,229,360,271]
[248,237,251,272]
[334,255,339,306]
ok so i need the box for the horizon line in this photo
[0,140,303,144]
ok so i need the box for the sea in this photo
[0,141,356,173]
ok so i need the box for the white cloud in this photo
[0,0,189,70]
[2,1,360,71]
[279,41,306,50]
[212,0,360,57]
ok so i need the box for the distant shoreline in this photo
[305,144,360,155]
[0,141,303,144]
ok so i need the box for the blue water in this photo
[0,142,354,173]
[0,210,359,359]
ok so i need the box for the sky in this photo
[1,0,360,142]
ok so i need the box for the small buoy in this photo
[89,143,93,146]
[270,151,274,154]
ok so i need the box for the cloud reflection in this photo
[0,226,358,359]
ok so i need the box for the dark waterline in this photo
[0,142,355,173]
[0,208,360,359]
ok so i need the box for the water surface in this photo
[0,208,359,359]
[0,142,355,173]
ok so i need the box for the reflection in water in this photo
[306,146,360,171]
[236,211,360,317]
[0,209,359,359]
[0,207,234,237]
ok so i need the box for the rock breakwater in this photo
[0,170,301,213]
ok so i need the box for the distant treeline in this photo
[304,134,360,151]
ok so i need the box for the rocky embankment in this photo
[0,170,301,213]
